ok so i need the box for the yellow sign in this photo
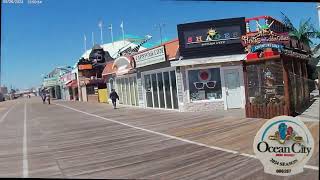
[98,89,108,103]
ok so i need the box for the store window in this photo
[116,76,139,106]
[188,68,222,101]
[247,61,284,105]
[86,85,95,95]
[143,70,178,109]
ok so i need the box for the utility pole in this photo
[155,23,165,45]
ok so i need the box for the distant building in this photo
[0,86,8,94]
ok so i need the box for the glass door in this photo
[129,77,135,106]
[163,72,172,109]
[170,71,179,109]
[157,73,165,108]
[151,74,159,108]
[144,70,179,110]
[144,75,153,107]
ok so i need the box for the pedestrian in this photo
[41,90,46,104]
[46,92,51,105]
[109,89,119,109]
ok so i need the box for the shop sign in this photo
[43,77,59,87]
[78,64,92,70]
[253,116,314,176]
[133,46,165,68]
[183,26,242,49]
[241,22,289,47]
[177,17,246,58]
[251,43,284,52]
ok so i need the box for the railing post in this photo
[282,57,291,116]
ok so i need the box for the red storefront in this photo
[242,16,311,118]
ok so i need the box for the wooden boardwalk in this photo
[0,98,318,179]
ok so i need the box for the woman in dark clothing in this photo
[109,89,119,109]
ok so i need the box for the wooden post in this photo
[282,57,291,116]
[303,62,310,101]
[298,60,304,106]
[243,62,250,117]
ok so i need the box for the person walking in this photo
[46,92,51,105]
[109,89,119,109]
[41,89,46,104]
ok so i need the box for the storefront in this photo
[106,56,139,106]
[133,40,180,110]
[60,71,75,100]
[241,16,311,118]
[173,17,247,112]
[42,76,61,99]
[141,67,179,109]
[115,74,139,106]
[77,44,111,102]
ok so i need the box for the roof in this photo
[80,39,147,60]
[66,80,78,88]
[164,39,179,60]
[102,61,116,76]
[132,38,179,61]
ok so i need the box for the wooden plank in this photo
[281,57,291,116]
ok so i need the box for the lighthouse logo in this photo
[253,116,314,176]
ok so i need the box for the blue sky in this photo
[1,0,319,89]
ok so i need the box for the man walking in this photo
[41,89,46,104]
[109,89,119,109]
[46,92,51,105]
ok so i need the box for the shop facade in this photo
[133,39,180,110]
[43,76,61,99]
[103,56,140,106]
[241,16,311,118]
[174,17,247,112]
[61,71,78,101]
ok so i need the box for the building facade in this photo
[174,17,247,112]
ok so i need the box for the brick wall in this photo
[180,101,224,112]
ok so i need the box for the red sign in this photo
[78,64,92,70]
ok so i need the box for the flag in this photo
[98,20,103,28]
[120,21,125,45]
[120,21,123,29]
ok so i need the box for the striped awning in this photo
[66,80,78,88]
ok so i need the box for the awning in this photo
[170,54,246,67]
[66,80,78,88]
[102,62,116,76]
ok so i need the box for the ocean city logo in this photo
[253,116,314,176]
[268,123,303,144]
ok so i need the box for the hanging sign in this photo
[251,43,284,52]
[241,21,289,47]
[133,46,165,68]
